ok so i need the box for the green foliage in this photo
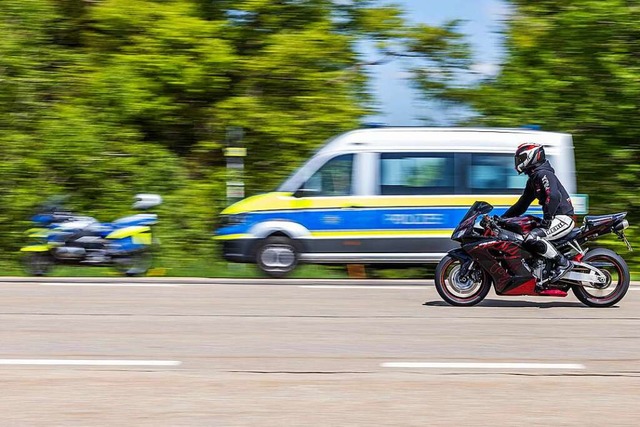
[420,0,640,266]
[0,0,470,272]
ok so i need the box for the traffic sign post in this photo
[225,127,246,205]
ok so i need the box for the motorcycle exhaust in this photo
[614,219,629,231]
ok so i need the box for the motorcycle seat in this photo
[553,228,581,246]
[584,213,626,228]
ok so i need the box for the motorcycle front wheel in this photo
[23,253,54,276]
[572,248,629,307]
[434,255,491,306]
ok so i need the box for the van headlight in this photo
[219,214,246,227]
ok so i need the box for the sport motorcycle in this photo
[21,194,162,276]
[434,201,632,307]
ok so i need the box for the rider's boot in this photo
[534,253,572,295]
[548,253,573,284]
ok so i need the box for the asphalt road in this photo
[1,277,639,426]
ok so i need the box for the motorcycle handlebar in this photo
[480,214,495,229]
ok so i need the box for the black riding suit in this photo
[503,160,574,222]
[503,160,575,260]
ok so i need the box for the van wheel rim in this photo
[261,244,295,269]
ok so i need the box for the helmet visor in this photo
[515,152,528,171]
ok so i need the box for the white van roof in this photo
[320,127,572,155]
[279,126,578,195]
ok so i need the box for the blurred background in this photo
[1,0,639,276]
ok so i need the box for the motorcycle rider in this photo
[502,143,575,286]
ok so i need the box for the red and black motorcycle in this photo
[435,201,632,307]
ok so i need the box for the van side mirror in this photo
[293,188,320,198]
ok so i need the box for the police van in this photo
[214,127,588,277]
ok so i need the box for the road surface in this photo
[0,277,639,426]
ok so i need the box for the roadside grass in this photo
[153,260,349,278]
[0,259,349,279]
[0,261,23,276]
[0,258,438,279]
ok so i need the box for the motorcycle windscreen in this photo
[452,201,494,237]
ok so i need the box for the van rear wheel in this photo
[256,236,299,278]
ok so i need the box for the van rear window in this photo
[380,153,454,195]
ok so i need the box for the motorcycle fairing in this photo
[106,226,153,253]
[20,245,50,252]
[106,226,151,240]
[25,228,50,239]
[112,214,158,227]
[501,278,537,296]
[501,215,540,235]
[582,212,627,240]
[584,213,626,228]
[464,239,535,295]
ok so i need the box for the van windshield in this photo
[299,154,353,196]
[277,155,328,192]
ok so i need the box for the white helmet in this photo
[514,143,545,174]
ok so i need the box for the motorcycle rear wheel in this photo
[572,248,629,307]
[435,255,491,306]
[114,251,153,277]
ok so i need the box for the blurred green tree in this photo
[433,1,640,215]
[0,0,472,269]
[415,0,640,265]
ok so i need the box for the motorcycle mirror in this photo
[133,194,163,210]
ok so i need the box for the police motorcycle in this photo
[435,201,632,308]
[21,194,162,276]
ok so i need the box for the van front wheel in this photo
[256,236,299,278]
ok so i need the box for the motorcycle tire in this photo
[115,251,153,277]
[435,255,491,306]
[23,253,54,276]
[572,248,629,308]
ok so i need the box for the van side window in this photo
[301,154,354,197]
[469,153,528,194]
[380,153,454,195]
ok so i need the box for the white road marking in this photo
[0,359,181,366]
[381,362,586,370]
[38,283,178,287]
[299,285,426,290]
